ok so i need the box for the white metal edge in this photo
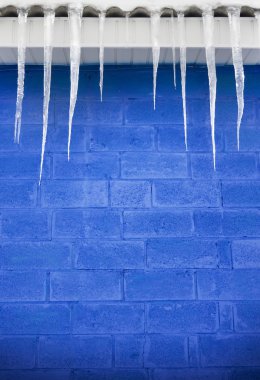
[0,17,258,49]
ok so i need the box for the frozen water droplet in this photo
[151,11,160,110]
[228,6,244,150]
[178,11,188,150]
[203,8,217,169]
[68,5,83,160]
[14,8,28,144]
[171,11,177,89]
[39,8,55,184]
[99,11,105,102]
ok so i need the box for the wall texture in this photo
[0,64,259,380]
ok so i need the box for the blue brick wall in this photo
[0,64,259,380]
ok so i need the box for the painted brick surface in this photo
[0,65,259,379]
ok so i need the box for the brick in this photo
[38,336,112,368]
[188,336,199,367]
[190,98,256,129]
[121,153,188,179]
[194,210,223,237]
[21,125,87,153]
[158,126,223,152]
[0,154,50,179]
[147,239,219,269]
[125,99,184,125]
[0,370,71,380]
[41,180,108,207]
[111,181,151,208]
[73,303,144,334]
[234,302,260,332]
[90,126,154,151]
[0,126,19,152]
[53,153,119,179]
[147,302,218,333]
[2,211,51,240]
[153,369,229,380]
[74,369,148,380]
[124,211,193,238]
[0,242,71,270]
[53,210,121,238]
[0,181,37,207]
[232,240,260,268]
[216,240,232,268]
[200,335,260,366]
[56,99,123,125]
[75,241,144,269]
[0,338,36,369]
[197,269,260,300]
[0,271,46,301]
[22,97,54,125]
[125,270,194,300]
[219,302,233,331]
[191,153,257,179]
[225,128,260,151]
[144,335,188,367]
[222,182,260,207]
[50,271,121,301]
[153,180,220,207]
[0,304,70,334]
[115,335,144,368]
[231,369,260,380]
[223,210,260,237]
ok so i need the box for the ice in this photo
[5,1,260,13]
[14,8,28,144]
[99,11,105,102]
[171,12,176,89]
[202,7,217,169]
[228,6,245,150]
[39,8,55,183]
[151,11,161,110]
[67,5,83,160]
[178,11,188,150]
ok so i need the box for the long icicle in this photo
[68,5,83,160]
[202,8,217,170]
[171,11,177,89]
[39,8,55,184]
[228,6,244,150]
[99,11,105,102]
[178,11,188,150]
[151,11,161,110]
[14,8,28,144]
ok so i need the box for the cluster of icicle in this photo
[13,5,260,183]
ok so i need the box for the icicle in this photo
[178,11,188,150]
[68,5,83,160]
[171,11,176,89]
[228,6,244,150]
[14,8,28,144]
[151,11,160,110]
[202,8,217,169]
[39,8,55,183]
[99,11,105,102]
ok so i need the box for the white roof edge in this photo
[0,1,260,12]
[0,17,259,65]
[0,17,258,49]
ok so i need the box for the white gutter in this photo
[0,17,258,48]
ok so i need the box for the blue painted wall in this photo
[0,64,259,380]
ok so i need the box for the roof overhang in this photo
[0,16,258,65]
